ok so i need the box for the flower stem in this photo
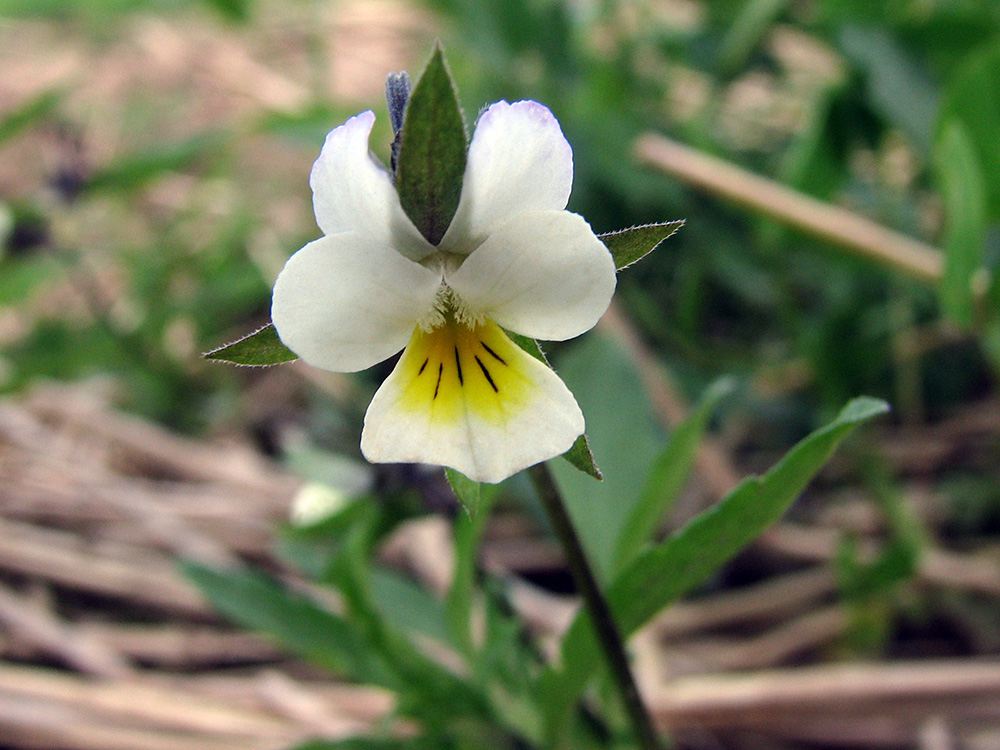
[526,462,662,750]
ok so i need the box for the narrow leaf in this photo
[445,467,481,514]
[395,44,467,245]
[203,323,298,366]
[182,562,392,685]
[935,119,986,328]
[0,89,62,143]
[599,220,684,270]
[611,377,734,575]
[541,397,889,741]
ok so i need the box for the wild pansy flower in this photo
[270,96,615,484]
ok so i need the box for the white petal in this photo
[271,232,441,373]
[360,320,583,483]
[310,111,435,262]
[439,100,573,256]
[447,210,616,341]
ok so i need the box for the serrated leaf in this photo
[203,323,298,366]
[395,44,466,245]
[540,396,889,742]
[182,562,393,685]
[599,221,684,270]
[935,119,986,328]
[611,376,735,576]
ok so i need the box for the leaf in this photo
[182,562,393,686]
[598,221,684,270]
[716,0,789,76]
[611,377,734,576]
[548,333,663,581]
[203,323,298,366]
[83,133,223,194]
[934,119,986,328]
[939,40,1000,219]
[838,25,939,155]
[0,89,62,143]
[540,397,889,741]
[203,0,250,21]
[292,736,438,750]
[395,44,467,245]
[445,467,481,514]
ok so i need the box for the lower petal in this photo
[360,319,584,483]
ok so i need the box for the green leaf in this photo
[541,397,889,741]
[716,0,789,76]
[549,333,663,581]
[445,467,481,514]
[935,119,986,328]
[395,44,467,245]
[0,89,62,143]
[560,434,602,480]
[203,0,250,21]
[599,221,684,270]
[83,133,223,194]
[292,736,438,750]
[182,562,393,686]
[838,25,939,155]
[203,323,298,366]
[939,40,1000,219]
[611,377,735,576]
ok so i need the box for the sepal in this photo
[600,220,685,270]
[203,323,298,366]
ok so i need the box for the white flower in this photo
[272,100,616,483]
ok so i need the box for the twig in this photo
[634,132,944,285]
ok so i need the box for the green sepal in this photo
[395,44,467,245]
[505,330,603,480]
[203,323,298,366]
[599,220,684,270]
[445,467,481,515]
[561,434,602,480]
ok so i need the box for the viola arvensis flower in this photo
[271,100,616,483]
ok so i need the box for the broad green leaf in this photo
[934,119,986,328]
[541,397,889,741]
[599,221,684,270]
[182,562,393,686]
[939,40,1000,218]
[0,89,62,143]
[395,45,467,245]
[203,323,298,366]
[611,377,735,576]
[549,333,663,581]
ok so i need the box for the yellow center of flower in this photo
[396,317,533,425]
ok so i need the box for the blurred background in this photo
[2,0,1000,748]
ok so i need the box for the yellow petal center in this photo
[396,318,533,425]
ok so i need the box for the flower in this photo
[271,100,616,483]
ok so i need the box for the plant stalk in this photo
[526,462,662,750]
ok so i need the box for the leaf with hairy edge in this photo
[203,323,298,366]
[505,331,603,480]
[395,44,467,245]
[599,220,684,270]
[540,397,889,742]
[611,376,735,576]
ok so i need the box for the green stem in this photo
[526,462,662,750]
